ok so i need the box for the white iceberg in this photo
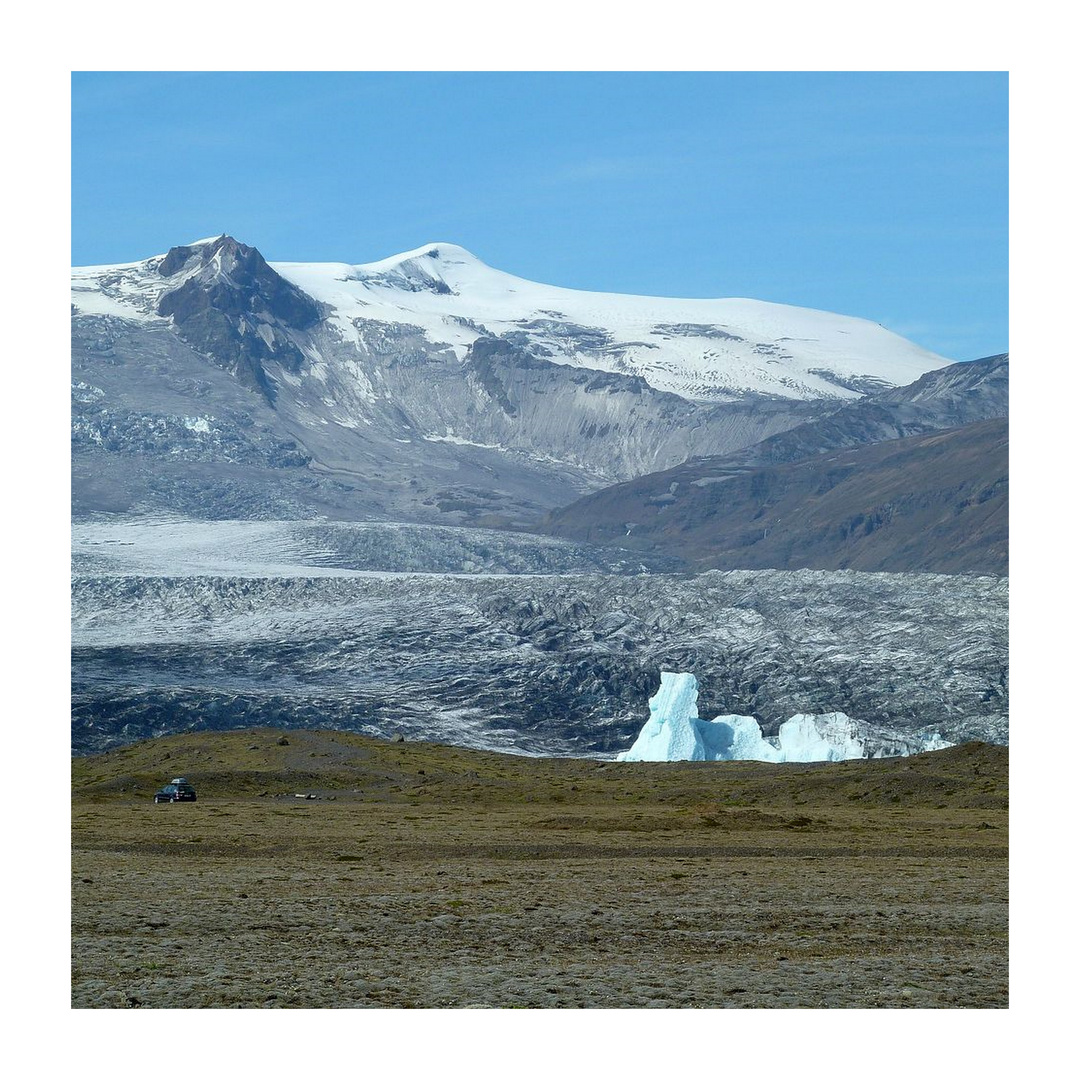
[616,671,952,763]
[775,713,866,762]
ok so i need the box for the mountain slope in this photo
[72,235,951,525]
[543,418,1008,575]
[721,353,1008,468]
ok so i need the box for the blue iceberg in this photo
[616,671,952,762]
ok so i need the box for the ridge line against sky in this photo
[71,71,1007,361]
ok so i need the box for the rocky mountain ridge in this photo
[72,234,951,526]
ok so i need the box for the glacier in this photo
[71,525,1006,756]
[616,672,953,763]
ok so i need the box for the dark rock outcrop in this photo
[156,236,321,399]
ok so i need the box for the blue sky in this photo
[71,71,1007,360]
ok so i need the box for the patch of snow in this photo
[70,285,159,322]
[423,433,505,451]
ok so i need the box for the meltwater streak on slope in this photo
[272,243,949,402]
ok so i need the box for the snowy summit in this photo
[275,243,947,402]
[73,237,948,405]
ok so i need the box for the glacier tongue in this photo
[616,672,953,762]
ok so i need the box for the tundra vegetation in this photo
[72,729,1007,1009]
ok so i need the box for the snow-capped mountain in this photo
[70,236,1007,758]
[71,235,951,525]
[75,236,946,403]
[276,242,948,401]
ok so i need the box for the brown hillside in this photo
[543,418,1007,575]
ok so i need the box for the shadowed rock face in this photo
[448,335,822,480]
[156,236,320,398]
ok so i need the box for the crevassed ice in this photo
[615,671,952,763]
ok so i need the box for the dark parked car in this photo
[153,777,197,803]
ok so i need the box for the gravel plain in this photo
[71,730,1008,1009]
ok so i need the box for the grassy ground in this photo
[72,729,1008,1008]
